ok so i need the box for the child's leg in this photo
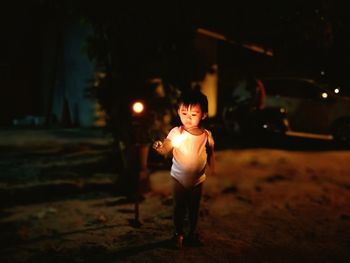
[188,182,203,235]
[172,178,187,235]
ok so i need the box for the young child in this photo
[153,89,215,249]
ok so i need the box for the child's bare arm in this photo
[207,131,216,174]
[153,138,173,156]
[208,145,216,174]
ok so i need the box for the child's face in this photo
[178,103,207,129]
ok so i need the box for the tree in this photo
[47,0,201,195]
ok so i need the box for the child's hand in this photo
[153,139,172,156]
[153,140,163,150]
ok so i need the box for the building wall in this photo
[193,32,218,118]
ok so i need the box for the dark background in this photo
[1,0,349,126]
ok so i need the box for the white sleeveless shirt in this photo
[167,126,213,188]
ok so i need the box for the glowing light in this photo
[171,133,187,148]
[132,101,144,114]
[334,88,340,94]
[321,92,328,99]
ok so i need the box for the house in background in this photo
[193,28,274,119]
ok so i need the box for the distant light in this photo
[132,101,144,114]
[321,92,328,99]
[320,70,325,76]
[334,88,340,94]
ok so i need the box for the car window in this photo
[298,83,321,99]
[263,79,284,96]
[263,79,321,99]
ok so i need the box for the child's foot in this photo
[185,232,204,247]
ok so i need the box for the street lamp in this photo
[129,100,147,227]
[132,101,145,114]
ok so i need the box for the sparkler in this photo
[171,133,187,148]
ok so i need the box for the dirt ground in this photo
[1,128,350,263]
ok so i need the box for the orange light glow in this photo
[171,133,187,148]
[132,101,144,114]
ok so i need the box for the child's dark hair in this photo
[178,89,208,113]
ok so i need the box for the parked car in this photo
[261,77,350,142]
[222,76,350,143]
[222,97,288,138]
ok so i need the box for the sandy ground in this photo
[1,128,350,263]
